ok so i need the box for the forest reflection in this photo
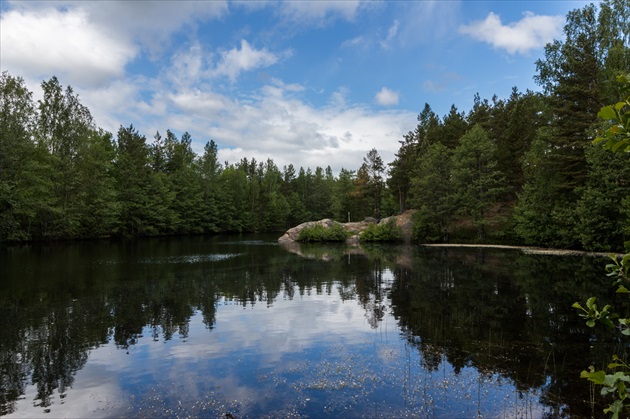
[0,236,619,417]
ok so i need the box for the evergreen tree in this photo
[516,0,630,247]
[408,143,453,242]
[163,131,203,234]
[114,125,175,236]
[576,136,630,251]
[439,105,468,149]
[451,125,505,241]
[75,129,119,237]
[350,164,373,220]
[363,148,385,217]
[387,134,414,213]
[199,140,222,233]
[494,90,547,198]
[331,168,356,222]
[296,167,312,220]
[310,166,333,220]
[218,162,249,232]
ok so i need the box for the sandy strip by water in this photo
[419,243,624,258]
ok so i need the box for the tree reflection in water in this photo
[0,236,620,417]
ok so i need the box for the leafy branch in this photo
[575,74,630,418]
[594,74,630,153]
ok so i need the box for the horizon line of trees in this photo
[0,71,390,241]
[1,0,629,251]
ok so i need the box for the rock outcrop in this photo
[277,210,416,244]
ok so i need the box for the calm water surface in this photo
[0,234,622,418]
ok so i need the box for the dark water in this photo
[0,234,622,418]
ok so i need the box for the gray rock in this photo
[278,210,417,244]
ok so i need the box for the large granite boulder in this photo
[277,210,416,244]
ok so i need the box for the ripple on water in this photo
[217,240,277,246]
[138,253,242,264]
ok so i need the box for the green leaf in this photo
[617,285,630,293]
[572,302,585,309]
[608,363,624,369]
[612,371,630,382]
[599,106,617,120]
[606,399,624,419]
[581,369,606,384]
[612,140,626,152]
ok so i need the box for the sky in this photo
[0,0,591,173]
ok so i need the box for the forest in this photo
[0,0,629,251]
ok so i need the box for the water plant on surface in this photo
[574,74,630,419]
[360,219,403,242]
[297,223,348,242]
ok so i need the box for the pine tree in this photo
[451,125,505,242]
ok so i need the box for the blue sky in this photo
[0,0,589,173]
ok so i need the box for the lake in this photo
[0,234,622,418]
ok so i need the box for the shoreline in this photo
[419,243,623,258]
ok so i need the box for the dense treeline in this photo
[390,0,630,251]
[0,0,628,250]
[0,72,388,241]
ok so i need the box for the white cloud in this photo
[279,0,363,23]
[375,87,399,106]
[79,79,146,130]
[0,1,416,175]
[0,8,137,86]
[0,1,230,88]
[459,11,564,55]
[169,89,232,115]
[219,92,413,172]
[397,1,462,47]
[74,65,413,173]
[380,20,400,49]
[341,36,367,49]
[132,80,415,173]
[422,80,445,93]
[213,40,282,82]
[6,1,228,56]
[167,43,214,88]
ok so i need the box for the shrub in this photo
[297,223,348,242]
[360,219,403,242]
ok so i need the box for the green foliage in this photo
[409,142,453,242]
[451,125,505,242]
[595,74,630,153]
[515,0,630,249]
[513,133,583,249]
[576,144,630,251]
[297,223,348,242]
[576,254,630,417]
[0,0,628,248]
[363,148,385,214]
[0,72,38,240]
[575,73,630,417]
[360,219,403,242]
